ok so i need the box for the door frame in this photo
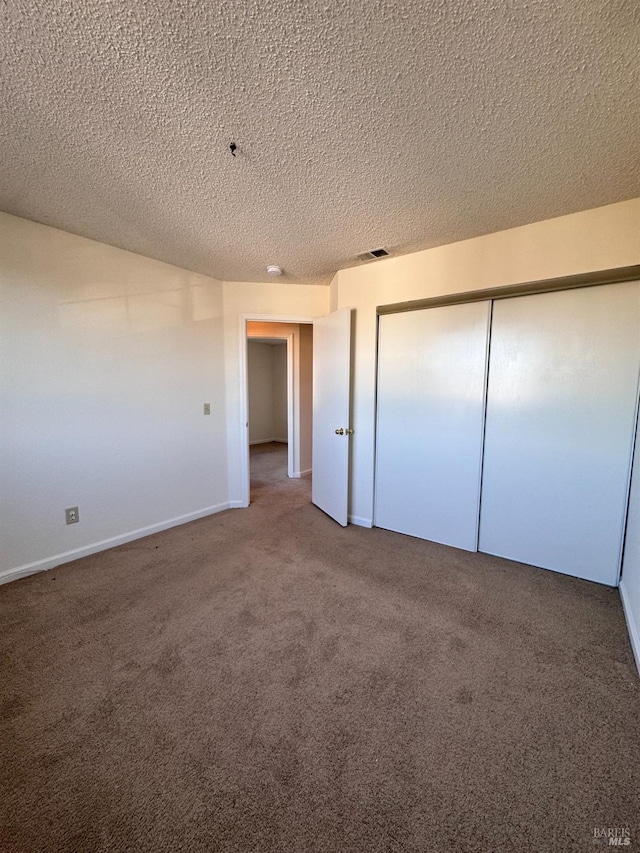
[247,332,294,474]
[239,313,319,508]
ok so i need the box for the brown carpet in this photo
[1,442,639,852]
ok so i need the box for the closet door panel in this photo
[375,301,490,551]
[479,282,640,585]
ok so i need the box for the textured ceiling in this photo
[1,0,639,286]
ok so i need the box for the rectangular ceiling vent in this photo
[356,247,390,262]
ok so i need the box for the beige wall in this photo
[331,198,640,526]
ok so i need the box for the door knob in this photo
[335,428,344,435]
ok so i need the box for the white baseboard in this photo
[299,468,312,477]
[249,438,288,445]
[620,580,640,677]
[349,515,373,528]
[0,501,233,587]
[228,500,246,509]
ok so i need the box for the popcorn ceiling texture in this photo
[1,0,639,285]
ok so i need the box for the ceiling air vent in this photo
[355,247,390,262]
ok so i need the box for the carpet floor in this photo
[1,442,639,852]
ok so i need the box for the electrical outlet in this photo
[65,506,79,525]
[203,403,211,415]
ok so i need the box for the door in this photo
[312,308,353,525]
[479,281,640,585]
[375,301,491,550]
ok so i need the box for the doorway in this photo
[247,335,292,477]
[242,319,314,505]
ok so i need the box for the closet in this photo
[374,278,640,586]
[375,301,490,551]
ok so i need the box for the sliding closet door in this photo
[479,282,640,585]
[375,301,490,551]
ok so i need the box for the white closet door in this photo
[375,301,491,551]
[479,282,640,586]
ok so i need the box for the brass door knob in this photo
[335,428,344,435]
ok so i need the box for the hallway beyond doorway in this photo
[249,442,311,506]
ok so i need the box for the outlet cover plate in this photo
[65,506,79,524]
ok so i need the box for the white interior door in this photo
[479,281,640,585]
[375,301,491,550]
[312,308,353,525]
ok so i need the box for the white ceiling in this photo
[1,0,638,286]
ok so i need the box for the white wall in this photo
[247,341,288,443]
[298,323,313,475]
[0,212,229,582]
[621,408,640,675]
[248,342,275,442]
[4,196,638,654]
[331,196,640,671]
[272,344,288,442]
[0,223,329,581]
[223,283,329,503]
[331,198,640,527]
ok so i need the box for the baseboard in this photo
[228,500,246,509]
[289,469,311,479]
[349,515,373,528]
[249,438,288,446]
[620,580,640,677]
[0,502,233,586]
